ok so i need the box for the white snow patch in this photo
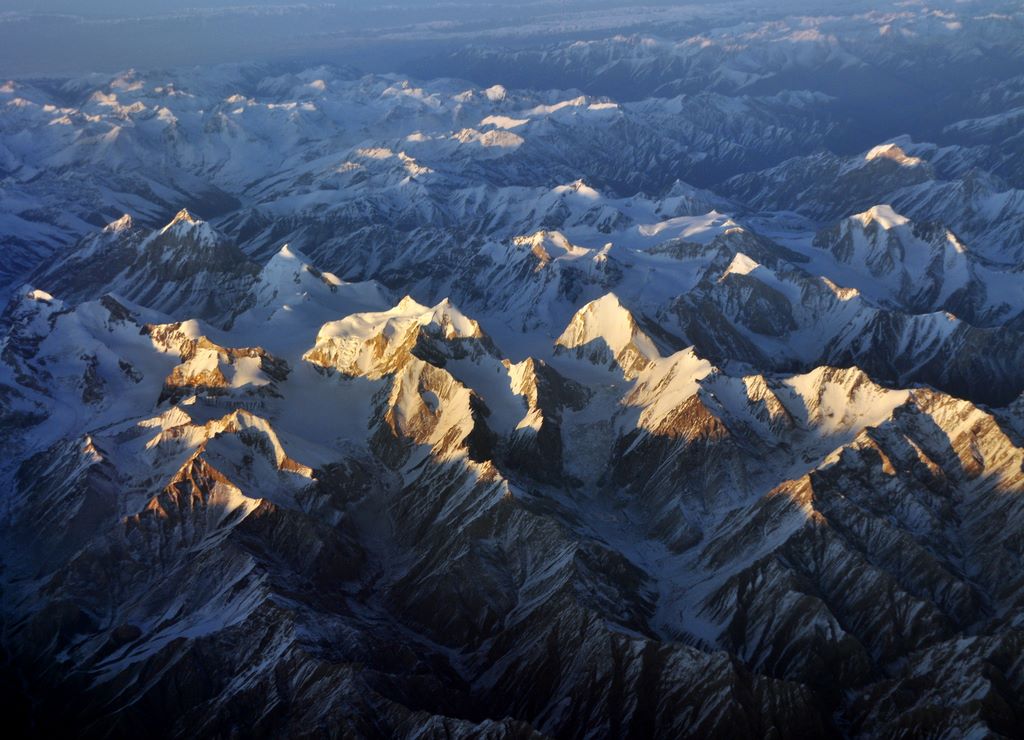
[480,114,529,129]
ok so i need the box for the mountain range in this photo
[2,3,1024,737]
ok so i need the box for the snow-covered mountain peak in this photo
[555,293,659,378]
[258,243,340,288]
[621,346,717,438]
[5,286,63,339]
[554,179,601,199]
[419,297,484,339]
[159,335,289,405]
[163,207,200,229]
[158,208,219,246]
[395,294,424,311]
[484,84,507,102]
[348,296,487,343]
[782,365,911,435]
[304,296,489,379]
[855,204,910,230]
[362,294,483,338]
[810,206,981,314]
[103,214,134,233]
[720,252,761,279]
[231,246,392,353]
[864,143,925,168]
[451,127,524,151]
[272,242,306,263]
[557,293,641,348]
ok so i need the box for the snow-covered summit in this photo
[555,293,659,378]
[156,208,220,247]
[103,214,134,233]
[304,296,489,378]
[720,252,761,278]
[863,143,925,168]
[813,205,974,313]
[854,203,911,230]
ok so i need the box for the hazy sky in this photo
[1,1,647,15]
[1,1,394,12]
[0,0,723,77]
[0,1,964,78]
